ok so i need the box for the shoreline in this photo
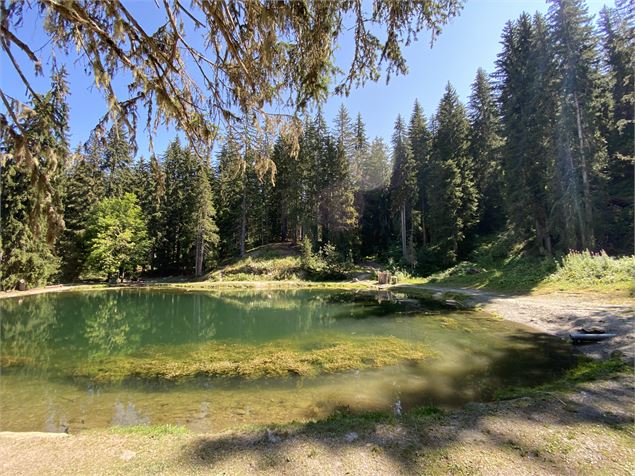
[2,279,633,360]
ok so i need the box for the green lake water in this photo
[0,288,576,433]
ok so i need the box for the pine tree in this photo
[194,162,219,276]
[157,139,217,273]
[1,70,69,289]
[408,100,432,246]
[57,138,106,280]
[101,124,134,197]
[496,14,557,254]
[333,104,356,183]
[428,83,478,260]
[216,134,244,258]
[131,155,165,271]
[467,68,505,233]
[597,5,634,253]
[362,137,391,190]
[319,133,357,251]
[390,115,418,263]
[352,112,369,189]
[548,0,608,250]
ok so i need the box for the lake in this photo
[0,288,575,433]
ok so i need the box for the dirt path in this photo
[398,284,635,360]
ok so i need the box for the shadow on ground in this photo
[181,334,634,474]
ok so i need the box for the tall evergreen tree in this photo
[101,124,134,197]
[408,100,432,246]
[1,70,69,289]
[428,83,478,260]
[598,5,634,253]
[548,0,608,250]
[496,14,557,254]
[362,137,391,190]
[157,139,218,273]
[467,68,505,233]
[57,138,106,279]
[390,115,418,263]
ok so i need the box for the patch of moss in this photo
[70,335,435,383]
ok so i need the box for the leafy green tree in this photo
[85,193,150,281]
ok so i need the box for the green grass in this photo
[494,357,632,400]
[110,424,189,437]
[423,236,634,296]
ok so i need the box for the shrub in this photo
[548,250,635,286]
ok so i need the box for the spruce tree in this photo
[57,138,106,280]
[428,83,478,260]
[390,115,418,263]
[496,14,557,254]
[467,68,505,233]
[1,70,69,289]
[101,124,134,197]
[408,100,432,246]
[548,0,608,249]
[598,5,634,253]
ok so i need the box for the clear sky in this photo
[1,0,607,158]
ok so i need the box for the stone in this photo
[345,432,358,442]
[120,450,136,461]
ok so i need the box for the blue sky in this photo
[1,0,606,158]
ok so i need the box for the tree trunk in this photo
[240,184,247,257]
[573,93,594,248]
[421,195,428,246]
[400,203,407,262]
[194,227,204,277]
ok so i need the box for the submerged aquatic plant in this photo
[68,335,435,384]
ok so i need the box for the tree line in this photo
[1,0,632,289]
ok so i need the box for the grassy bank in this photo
[423,248,634,296]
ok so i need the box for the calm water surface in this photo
[0,289,575,433]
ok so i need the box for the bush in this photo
[547,250,635,286]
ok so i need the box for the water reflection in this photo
[0,289,577,433]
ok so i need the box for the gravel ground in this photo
[409,285,635,361]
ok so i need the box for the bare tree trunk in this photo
[195,227,204,277]
[240,185,246,257]
[574,94,594,248]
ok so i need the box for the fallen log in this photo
[569,333,617,343]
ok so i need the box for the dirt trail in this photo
[410,285,635,360]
